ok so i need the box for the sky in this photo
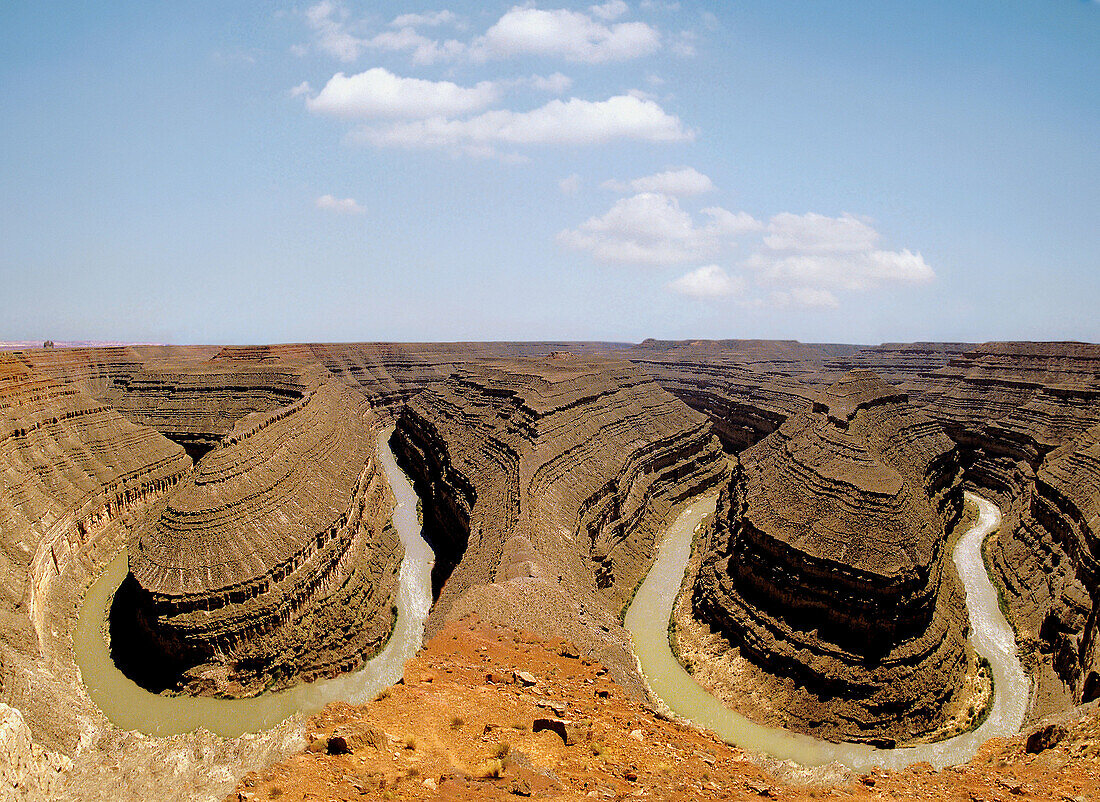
[0,1,1096,346]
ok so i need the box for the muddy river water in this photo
[624,491,1029,769]
[77,434,1026,768]
[73,427,433,738]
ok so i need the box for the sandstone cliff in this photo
[0,352,191,749]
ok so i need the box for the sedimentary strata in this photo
[688,370,971,742]
[391,355,726,686]
[113,377,402,697]
[0,352,191,749]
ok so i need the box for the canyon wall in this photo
[0,352,192,749]
[391,354,726,684]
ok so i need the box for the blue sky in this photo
[1,1,1096,345]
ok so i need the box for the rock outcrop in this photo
[689,370,970,741]
[113,377,402,697]
[391,355,726,686]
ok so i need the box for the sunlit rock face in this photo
[692,370,969,742]
[114,376,402,698]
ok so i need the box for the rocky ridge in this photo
[391,355,727,690]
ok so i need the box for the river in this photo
[73,427,432,738]
[624,491,1029,770]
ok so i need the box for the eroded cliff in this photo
[686,371,974,742]
[391,354,726,688]
[113,376,402,697]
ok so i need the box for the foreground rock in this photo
[688,371,974,742]
[392,355,727,691]
[229,618,1100,802]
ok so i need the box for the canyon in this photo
[0,339,1097,800]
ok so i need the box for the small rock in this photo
[423,777,437,791]
[510,777,532,796]
[629,729,644,742]
[487,672,511,685]
[514,671,538,687]
[559,646,580,659]
[305,737,329,754]
[624,769,638,782]
[533,717,589,745]
[325,735,351,755]
[1025,723,1067,754]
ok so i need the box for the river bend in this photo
[74,427,432,738]
[624,491,1029,770]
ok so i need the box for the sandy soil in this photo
[227,618,1100,802]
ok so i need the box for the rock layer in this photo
[114,377,402,697]
[690,370,969,741]
[391,355,726,687]
[0,352,191,748]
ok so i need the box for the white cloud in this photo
[589,1,629,20]
[316,194,365,214]
[366,27,466,65]
[353,94,691,153]
[667,265,744,299]
[763,212,879,253]
[473,6,660,63]
[748,212,935,292]
[303,2,464,65]
[559,174,582,195]
[526,72,573,94]
[304,1,366,62]
[603,166,715,196]
[289,81,312,98]
[306,68,500,119]
[390,10,458,28]
[558,193,756,265]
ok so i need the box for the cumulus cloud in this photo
[473,6,660,63]
[558,193,757,265]
[603,166,715,196]
[526,72,573,94]
[366,27,466,64]
[564,195,934,308]
[306,68,500,119]
[352,94,691,154]
[667,265,744,299]
[316,194,365,214]
[748,212,935,291]
[302,2,465,64]
[559,174,582,195]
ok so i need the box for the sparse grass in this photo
[510,721,528,732]
[589,741,605,757]
[449,715,464,730]
[492,741,511,759]
[268,787,283,799]
[403,735,418,751]
[476,758,503,779]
